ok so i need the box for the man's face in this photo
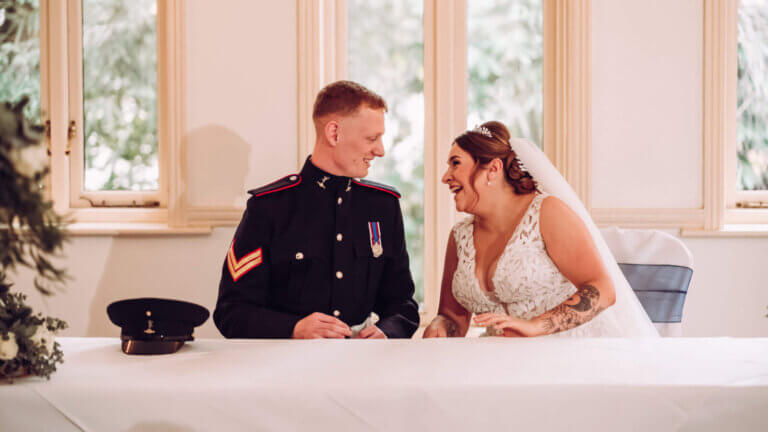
[333,106,386,178]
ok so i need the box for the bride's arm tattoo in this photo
[539,284,604,334]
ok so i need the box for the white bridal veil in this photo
[509,138,659,337]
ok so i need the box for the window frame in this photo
[727,0,768,217]
[41,0,195,232]
[297,0,592,323]
[697,0,768,233]
[592,0,768,235]
[66,0,166,209]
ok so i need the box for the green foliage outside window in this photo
[0,0,40,122]
[82,0,158,191]
[348,0,425,305]
[0,0,159,192]
[737,2,768,191]
[468,0,543,146]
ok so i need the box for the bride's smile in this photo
[442,145,486,213]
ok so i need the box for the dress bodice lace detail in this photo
[451,192,609,337]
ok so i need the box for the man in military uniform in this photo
[214,80,420,339]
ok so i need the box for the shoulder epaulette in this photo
[248,174,302,198]
[351,178,401,199]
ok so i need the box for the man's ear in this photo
[324,120,340,147]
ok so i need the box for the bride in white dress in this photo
[423,121,657,338]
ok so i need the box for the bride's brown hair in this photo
[454,121,538,200]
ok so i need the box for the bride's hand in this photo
[473,313,538,337]
[423,321,447,338]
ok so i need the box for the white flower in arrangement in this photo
[30,325,56,354]
[9,143,49,178]
[0,332,19,361]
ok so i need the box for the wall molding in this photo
[592,208,704,229]
[725,208,768,225]
[186,206,244,227]
[64,222,210,236]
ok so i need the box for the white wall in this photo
[13,0,767,339]
[185,0,297,208]
[682,238,768,337]
[592,0,703,209]
[16,230,236,339]
[592,0,768,336]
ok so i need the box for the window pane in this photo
[737,0,768,191]
[0,0,40,121]
[467,0,543,146]
[347,0,425,305]
[82,0,157,191]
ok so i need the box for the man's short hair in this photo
[312,80,388,120]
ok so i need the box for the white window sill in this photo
[64,222,212,236]
[680,224,768,238]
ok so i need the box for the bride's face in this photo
[441,144,484,213]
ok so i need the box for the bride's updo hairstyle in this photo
[454,121,538,196]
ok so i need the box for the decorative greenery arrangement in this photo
[0,97,68,381]
[0,286,66,380]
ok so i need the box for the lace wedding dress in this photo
[451,137,658,338]
[452,192,612,337]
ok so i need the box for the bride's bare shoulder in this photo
[539,195,589,242]
[539,194,571,216]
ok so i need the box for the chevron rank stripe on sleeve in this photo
[227,241,263,282]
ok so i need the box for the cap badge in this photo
[368,221,383,258]
[144,310,156,335]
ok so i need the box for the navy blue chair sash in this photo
[617,264,693,323]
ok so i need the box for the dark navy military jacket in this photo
[213,158,420,338]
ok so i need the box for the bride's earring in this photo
[487,180,491,186]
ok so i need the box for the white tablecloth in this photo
[2,337,767,431]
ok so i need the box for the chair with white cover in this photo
[599,227,694,337]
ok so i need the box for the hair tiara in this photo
[471,125,493,138]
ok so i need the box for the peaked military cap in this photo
[107,298,209,355]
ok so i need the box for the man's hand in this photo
[292,312,352,339]
[353,325,387,339]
